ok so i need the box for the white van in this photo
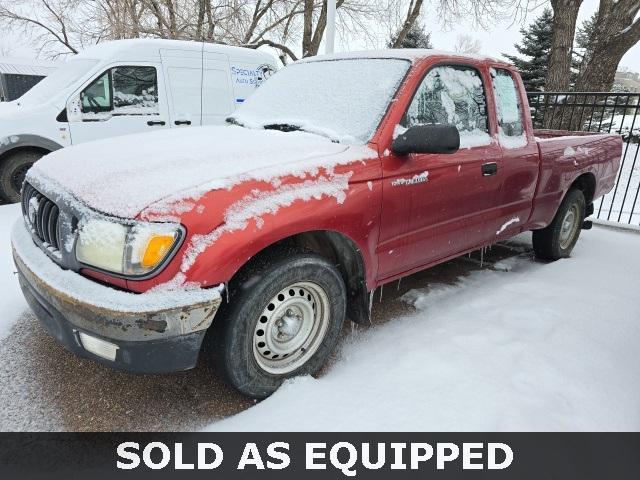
[0,39,276,202]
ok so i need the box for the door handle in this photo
[174,120,192,126]
[482,162,498,176]
[147,120,166,126]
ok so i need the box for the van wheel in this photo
[0,150,44,203]
[533,188,586,260]
[208,250,346,398]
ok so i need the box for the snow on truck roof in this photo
[300,49,509,65]
[75,39,275,62]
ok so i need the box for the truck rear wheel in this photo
[533,188,586,260]
[0,150,44,203]
[208,250,347,398]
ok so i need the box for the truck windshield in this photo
[229,58,410,144]
[17,58,98,106]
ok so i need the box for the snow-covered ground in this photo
[1,202,639,431]
[207,227,640,432]
[0,204,25,339]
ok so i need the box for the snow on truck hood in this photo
[27,125,373,218]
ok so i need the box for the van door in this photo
[68,63,169,144]
[201,52,233,125]
[160,49,203,127]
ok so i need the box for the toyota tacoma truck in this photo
[12,50,622,398]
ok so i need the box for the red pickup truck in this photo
[12,50,622,398]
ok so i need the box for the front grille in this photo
[21,183,61,251]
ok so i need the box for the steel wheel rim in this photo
[559,204,579,249]
[252,281,330,375]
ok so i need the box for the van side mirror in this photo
[392,124,460,155]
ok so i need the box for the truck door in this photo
[68,64,169,144]
[378,64,503,280]
[160,49,203,128]
[490,67,539,238]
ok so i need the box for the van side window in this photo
[81,71,111,112]
[81,66,159,115]
[112,66,158,114]
[402,65,491,148]
[492,68,526,144]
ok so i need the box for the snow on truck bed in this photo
[28,125,375,218]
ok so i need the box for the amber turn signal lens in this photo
[142,235,176,268]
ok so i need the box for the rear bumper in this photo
[12,220,222,374]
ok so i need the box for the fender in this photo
[0,134,63,159]
[126,173,383,325]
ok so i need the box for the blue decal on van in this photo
[235,98,245,103]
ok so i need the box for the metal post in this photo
[325,0,336,54]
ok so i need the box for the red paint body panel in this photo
[87,54,622,294]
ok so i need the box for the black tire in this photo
[0,150,44,203]
[533,188,586,260]
[207,249,347,398]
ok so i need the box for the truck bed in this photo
[527,130,623,229]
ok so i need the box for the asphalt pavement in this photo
[0,241,529,431]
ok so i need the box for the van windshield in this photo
[17,58,99,106]
[228,58,410,144]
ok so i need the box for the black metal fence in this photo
[527,92,640,226]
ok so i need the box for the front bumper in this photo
[12,220,222,373]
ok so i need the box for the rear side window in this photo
[492,68,527,148]
[81,66,159,115]
[402,65,491,149]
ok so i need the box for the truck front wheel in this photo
[208,250,347,398]
[533,188,586,260]
[0,150,44,203]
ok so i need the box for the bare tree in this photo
[575,0,640,91]
[389,0,423,48]
[0,0,87,56]
[545,0,583,91]
[454,34,482,54]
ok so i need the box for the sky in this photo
[1,0,639,71]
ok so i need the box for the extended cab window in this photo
[81,66,159,115]
[492,68,526,146]
[403,65,491,148]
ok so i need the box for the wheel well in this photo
[0,146,50,164]
[569,173,596,205]
[233,231,371,325]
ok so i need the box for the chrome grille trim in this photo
[21,183,61,253]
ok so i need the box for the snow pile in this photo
[28,125,375,218]
[207,227,640,431]
[231,58,410,144]
[0,205,27,339]
[11,219,221,312]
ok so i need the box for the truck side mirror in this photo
[392,124,460,155]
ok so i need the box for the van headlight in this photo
[75,219,183,276]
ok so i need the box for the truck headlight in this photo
[75,219,182,276]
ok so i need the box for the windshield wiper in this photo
[263,123,303,133]
[225,116,244,127]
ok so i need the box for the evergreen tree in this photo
[503,8,553,92]
[389,23,433,49]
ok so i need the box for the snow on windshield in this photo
[230,58,411,144]
[17,58,98,107]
